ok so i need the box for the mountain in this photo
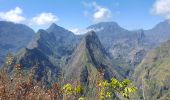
[133,40,170,100]
[2,24,81,85]
[1,20,170,99]
[28,23,80,67]
[11,48,61,85]
[0,21,35,66]
[64,31,123,85]
[145,20,170,43]
[86,21,170,78]
[87,22,135,49]
[87,22,150,76]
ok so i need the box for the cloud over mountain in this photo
[30,12,59,26]
[83,2,112,22]
[92,2,112,22]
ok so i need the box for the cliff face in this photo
[133,40,170,99]
[65,31,123,86]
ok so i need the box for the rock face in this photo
[87,20,170,68]
[133,40,170,100]
[87,22,150,76]
[3,24,81,85]
[14,48,61,85]
[87,22,135,50]
[0,21,35,66]
[28,24,80,67]
[65,31,123,85]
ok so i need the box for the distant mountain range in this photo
[0,21,35,66]
[145,20,170,43]
[0,20,170,99]
[87,22,149,76]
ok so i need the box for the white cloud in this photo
[83,2,112,22]
[69,28,80,34]
[93,7,111,22]
[88,27,104,32]
[69,28,90,35]
[0,7,25,23]
[69,27,104,35]
[152,0,170,19]
[0,7,60,28]
[30,12,59,26]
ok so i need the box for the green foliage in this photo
[75,85,84,94]
[98,78,137,100]
[167,95,170,100]
[78,97,87,100]
[62,78,137,100]
[134,40,170,99]
[62,84,74,95]
[62,83,84,99]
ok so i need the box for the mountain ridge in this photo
[1,20,170,99]
[65,31,123,85]
[0,21,35,66]
[133,40,170,99]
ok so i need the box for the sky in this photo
[0,0,169,34]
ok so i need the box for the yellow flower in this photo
[124,87,137,93]
[110,78,119,88]
[75,85,83,94]
[106,92,111,98]
[62,84,73,95]
[99,90,104,96]
[78,97,86,100]
[99,95,104,100]
[98,80,109,88]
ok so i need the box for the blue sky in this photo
[0,0,168,34]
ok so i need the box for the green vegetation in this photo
[0,62,137,100]
[134,41,170,100]
[97,78,136,100]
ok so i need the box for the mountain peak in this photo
[48,23,58,29]
[149,20,170,31]
[85,30,95,35]
[146,20,170,43]
[87,21,121,30]
[47,23,61,32]
[46,23,76,38]
[82,31,105,56]
[37,29,47,33]
[85,30,99,43]
[65,31,123,84]
[95,21,119,26]
[27,29,49,49]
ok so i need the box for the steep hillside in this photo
[0,21,35,66]
[13,48,60,85]
[65,31,123,86]
[2,23,82,86]
[133,40,170,100]
[28,24,80,67]
[87,22,150,76]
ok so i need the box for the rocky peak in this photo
[65,31,123,85]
